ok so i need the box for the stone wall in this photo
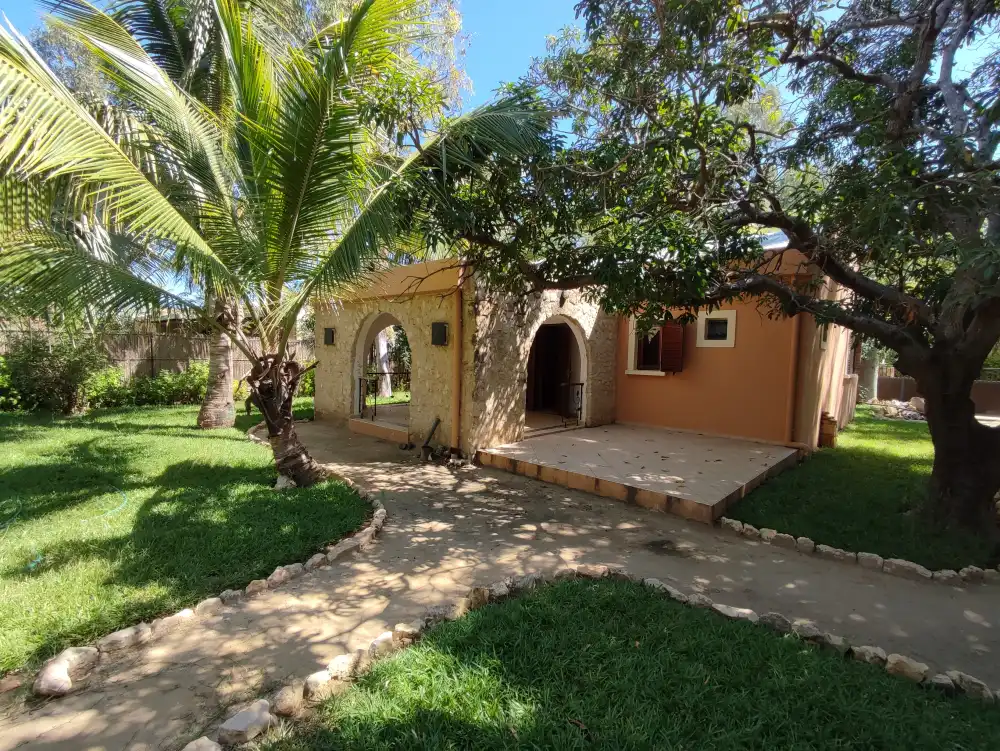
[466,285,617,453]
[314,293,458,447]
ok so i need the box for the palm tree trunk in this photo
[248,356,326,486]
[197,295,236,429]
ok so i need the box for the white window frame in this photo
[625,317,666,376]
[696,310,736,348]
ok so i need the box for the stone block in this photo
[304,553,327,571]
[886,654,929,683]
[393,621,423,646]
[194,597,223,617]
[266,567,291,588]
[959,566,985,583]
[303,670,332,700]
[815,544,856,564]
[284,563,305,579]
[687,593,713,608]
[758,612,792,633]
[369,631,396,658]
[945,670,994,702]
[796,537,816,554]
[850,645,887,666]
[712,604,758,623]
[97,623,151,653]
[576,564,610,579]
[719,517,743,535]
[33,647,99,697]
[857,552,884,571]
[926,673,956,695]
[219,589,243,605]
[820,633,850,655]
[328,650,365,680]
[759,528,777,543]
[152,609,194,636]
[792,622,822,641]
[217,700,275,745]
[273,683,304,716]
[182,738,222,751]
[740,523,761,540]
[772,533,797,550]
[245,579,268,596]
[883,559,932,580]
[932,569,961,584]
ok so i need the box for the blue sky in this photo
[0,0,581,110]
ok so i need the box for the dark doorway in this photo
[526,323,574,418]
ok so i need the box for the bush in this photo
[0,356,20,410]
[131,362,208,406]
[4,334,107,413]
[85,365,132,408]
[298,367,315,397]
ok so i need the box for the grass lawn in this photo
[731,406,995,571]
[364,389,410,407]
[0,398,368,676]
[263,578,999,750]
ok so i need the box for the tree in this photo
[418,0,1000,534]
[0,0,544,485]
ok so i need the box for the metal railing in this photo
[561,382,584,425]
[357,371,411,421]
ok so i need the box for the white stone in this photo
[369,631,396,658]
[932,569,961,583]
[219,589,243,605]
[712,603,758,623]
[687,593,713,608]
[217,700,276,745]
[153,609,194,635]
[488,580,510,600]
[772,533,797,550]
[984,569,1000,584]
[328,650,365,680]
[284,563,305,579]
[663,585,688,604]
[245,579,268,596]
[796,536,816,554]
[303,670,332,699]
[856,552,884,571]
[32,647,99,697]
[274,474,296,490]
[926,673,956,694]
[886,654,929,683]
[883,559,932,580]
[945,670,995,702]
[266,567,291,588]
[326,539,357,563]
[816,544,856,564]
[909,396,925,413]
[959,566,985,583]
[304,553,327,571]
[97,623,151,653]
[392,622,422,646]
[758,612,792,633]
[576,564,610,578]
[182,737,222,751]
[719,517,743,534]
[273,683,304,716]
[792,622,822,641]
[741,523,761,540]
[759,528,777,543]
[821,633,850,654]
[194,597,223,617]
[851,645,887,666]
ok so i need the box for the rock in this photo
[369,631,396,658]
[792,622,822,641]
[487,580,510,600]
[851,645,887,666]
[820,633,850,655]
[712,603,759,623]
[152,609,194,635]
[393,621,422,646]
[284,563,305,579]
[576,564,610,579]
[886,654,929,683]
[642,577,667,590]
[97,623,151,653]
[272,683,304,716]
[182,738,222,751]
[926,673,957,695]
[909,396,926,413]
[304,553,327,571]
[266,567,291,588]
[466,586,490,610]
[719,517,743,534]
[0,674,23,694]
[194,597,223,617]
[883,559,932,580]
[758,612,792,633]
[274,474,296,490]
[219,589,243,605]
[328,649,365,680]
[945,670,995,702]
[759,528,777,543]
[217,699,276,745]
[513,573,544,591]
[33,647,99,697]
[772,533,797,550]
[663,585,688,604]
[552,567,578,581]
[959,566,985,583]
[605,565,631,580]
[740,523,761,540]
[326,539,357,563]
[796,537,816,554]
[687,593,713,608]
[984,569,1000,584]
[245,579,268,597]
[857,552,884,571]
[815,544,856,564]
[303,670,332,700]
[932,569,961,584]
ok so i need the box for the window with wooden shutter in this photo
[659,322,684,373]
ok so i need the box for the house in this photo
[312,255,857,521]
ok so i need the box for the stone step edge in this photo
[717,517,998,586]
[188,562,998,749]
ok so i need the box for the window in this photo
[635,329,661,371]
[696,310,736,348]
[626,319,685,374]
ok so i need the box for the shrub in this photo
[4,334,107,413]
[85,365,133,408]
[298,366,315,397]
[233,378,250,403]
[131,362,208,406]
[0,356,20,410]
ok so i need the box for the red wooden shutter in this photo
[660,322,684,373]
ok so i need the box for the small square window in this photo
[323,327,335,345]
[704,318,729,341]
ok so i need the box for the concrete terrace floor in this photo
[3,420,999,750]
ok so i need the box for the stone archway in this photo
[352,311,411,431]
[522,313,591,434]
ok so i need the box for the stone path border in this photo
[718,517,1000,586]
[182,562,999,750]
[31,476,386,699]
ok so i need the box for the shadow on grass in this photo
[264,579,1000,751]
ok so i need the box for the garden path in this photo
[3,421,999,750]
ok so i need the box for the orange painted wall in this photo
[614,302,797,443]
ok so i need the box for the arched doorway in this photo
[524,315,587,434]
[353,312,411,432]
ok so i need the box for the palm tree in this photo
[0,0,544,485]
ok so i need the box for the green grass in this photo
[364,389,410,407]
[0,398,368,675]
[731,406,995,571]
[263,578,1000,750]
